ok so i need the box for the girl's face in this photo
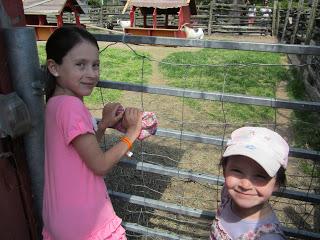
[48,40,100,99]
[224,155,278,218]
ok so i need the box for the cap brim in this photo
[223,144,281,177]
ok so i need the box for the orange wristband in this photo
[121,136,132,150]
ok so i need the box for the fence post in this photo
[280,0,293,43]
[99,6,103,26]
[272,0,278,36]
[208,0,215,36]
[3,27,45,236]
[290,0,305,44]
[276,1,281,36]
[305,0,319,45]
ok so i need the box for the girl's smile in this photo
[224,155,278,219]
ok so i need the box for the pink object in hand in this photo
[112,106,158,140]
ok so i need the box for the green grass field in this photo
[159,49,287,123]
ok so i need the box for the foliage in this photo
[88,0,101,7]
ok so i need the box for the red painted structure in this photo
[0,1,38,239]
[23,0,85,40]
[123,0,197,38]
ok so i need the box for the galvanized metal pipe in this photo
[3,27,44,222]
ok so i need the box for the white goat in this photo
[117,19,131,30]
[182,25,204,40]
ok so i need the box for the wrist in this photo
[120,136,132,150]
[125,129,139,142]
[97,120,108,132]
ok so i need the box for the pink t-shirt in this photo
[43,96,125,240]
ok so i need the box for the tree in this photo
[88,0,101,7]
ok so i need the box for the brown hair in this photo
[220,156,287,188]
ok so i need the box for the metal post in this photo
[3,27,45,226]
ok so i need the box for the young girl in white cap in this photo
[210,127,289,240]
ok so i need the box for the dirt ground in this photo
[95,34,318,239]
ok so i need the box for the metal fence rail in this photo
[94,34,320,239]
[118,158,320,204]
[97,80,320,112]
[110,189,320,239]
[93,34,320,55]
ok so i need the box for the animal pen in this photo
[120,0,198,38]
[1,29,320,240]
[23,0,86,41]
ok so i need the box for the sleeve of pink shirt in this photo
[56,97,95,145]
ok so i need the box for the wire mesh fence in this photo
[84,35,320,239]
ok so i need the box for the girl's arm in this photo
[73,107,142,176]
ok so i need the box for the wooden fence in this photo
[80,1,320,39]
[84,2,274,35]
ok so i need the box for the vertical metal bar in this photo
[3,27,45,224]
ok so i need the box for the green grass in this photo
[286,66,320,151]
[160,49,287,123]
[37,44,152,107]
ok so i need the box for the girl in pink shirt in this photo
[43,26,142,240]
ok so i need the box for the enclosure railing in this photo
[92,34,320,239]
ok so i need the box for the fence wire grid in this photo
[84,37,320,240]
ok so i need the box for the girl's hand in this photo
[98,103,124,130]
[122,107,142,140]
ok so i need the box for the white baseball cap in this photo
[223,127,289,177]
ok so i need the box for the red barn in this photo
[23,0,86,40]
[122,0,197,38]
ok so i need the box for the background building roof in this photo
[23,0,85,15]
[126,0,196,15]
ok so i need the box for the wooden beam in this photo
[280,0,293,43]
[290,0,305,44]
[305,0,319,45]
[122,0,132,14]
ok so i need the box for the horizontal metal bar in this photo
[113,191,320,240]
[156,128,320,161]
[123,222,193,240]
[119,159,223,186]
[119,159,320,204]
[156,128,226,146]
[97,80,320,112]
[283,227,320,240]
[109,190,214,220]
[93,34,320,55]
[96,115,319,161]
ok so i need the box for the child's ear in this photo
[47,59,59,77]
[273,181,279,192]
